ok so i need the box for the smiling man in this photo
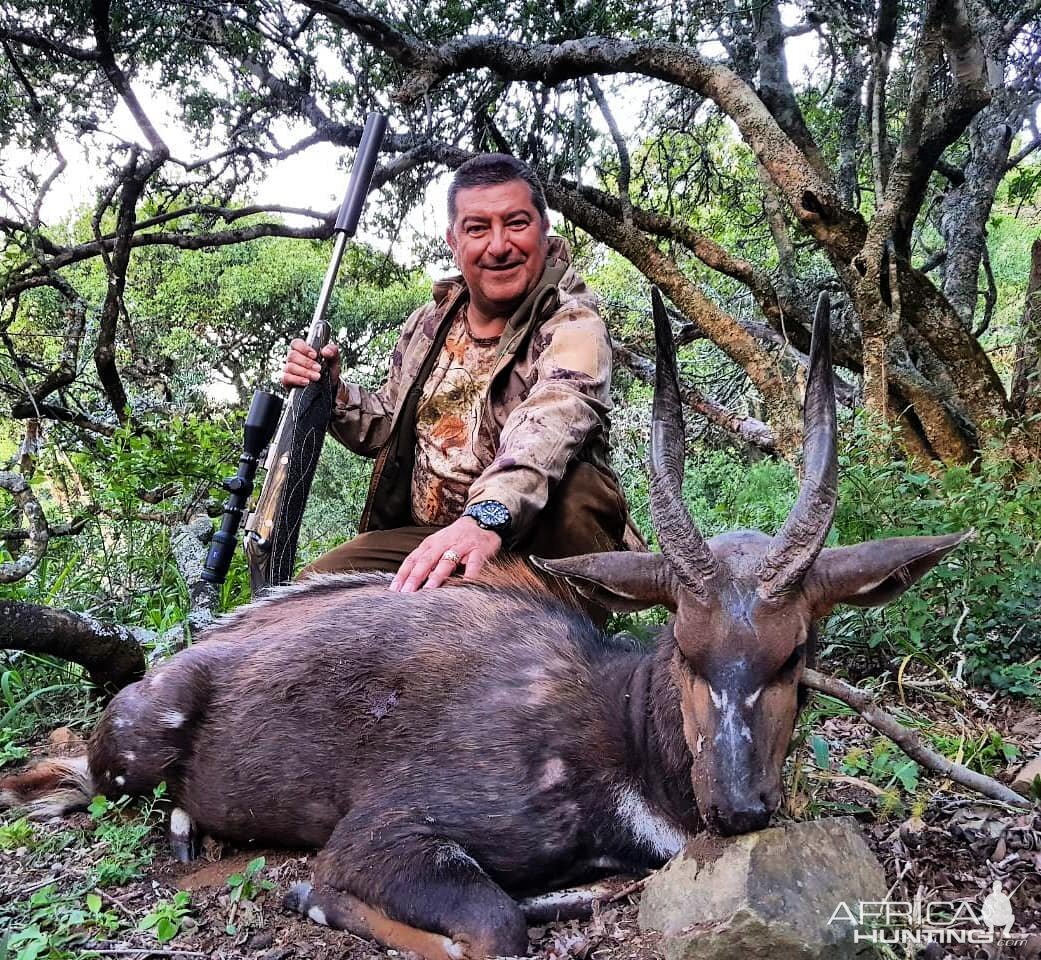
[282,154,632,609]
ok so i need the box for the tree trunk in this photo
[1011,234,1041,423]
[940,104,1015,327]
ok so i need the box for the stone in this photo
[638,817,885,960]
[1011,755,1041,796]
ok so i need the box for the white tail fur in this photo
[0,756,96,819]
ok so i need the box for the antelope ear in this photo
[530,552,679,612]
[806,530,973,613]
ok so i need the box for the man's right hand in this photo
[281,338,342,392]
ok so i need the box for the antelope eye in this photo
[779,644,806,675]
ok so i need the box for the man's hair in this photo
[447,154,548,226]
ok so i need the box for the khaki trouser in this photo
[299,462,629,624]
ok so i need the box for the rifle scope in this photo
[201,390,284,585]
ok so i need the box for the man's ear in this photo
[445,226,457,256]
[530,552,679,612]
[806,530,973,615]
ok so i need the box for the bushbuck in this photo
[2,290,967,960]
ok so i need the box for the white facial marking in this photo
[715,699,753,748]
[708,685,727,709]
[744,687,762,709]
[615,784,689,859]
[114,776,126,787]
[696,734,705,755]
[157,710,185,728]
[122,752,136,763]
[307,906,328,926]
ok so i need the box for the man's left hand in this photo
[389,517,502,592]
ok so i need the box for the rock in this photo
[246,930,275,951]
[638,817,885,960]
[1011,755,1041,796]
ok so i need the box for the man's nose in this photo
[486,225,511,257]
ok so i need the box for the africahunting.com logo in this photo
[829,881,1026,946]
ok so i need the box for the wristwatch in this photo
[462,500,511,535]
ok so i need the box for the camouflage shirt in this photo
[328,236,615,548]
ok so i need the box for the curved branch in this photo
[301,1,856,254]
[0,599,145,696]
[802,668,1031,809]
[613,340,777,454]
[0,472,47,582]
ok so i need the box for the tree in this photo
[2,0,1039,471]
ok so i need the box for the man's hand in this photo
[282,338,342,391]
[390,517,502,592]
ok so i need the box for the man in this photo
[282,154,630,601]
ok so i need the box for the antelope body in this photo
[1,292,967,960]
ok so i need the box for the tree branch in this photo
[612,339,777,454]
[0,599,146,696]
[802,668,1031,808]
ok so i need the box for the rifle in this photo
[201,112,388,595]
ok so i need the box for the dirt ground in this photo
[1,692,1039,960]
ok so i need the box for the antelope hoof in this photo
[283,881,315,918]
[168,807,199,863]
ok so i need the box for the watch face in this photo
[469,501,510,530]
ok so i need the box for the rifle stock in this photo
[201,112,388,593]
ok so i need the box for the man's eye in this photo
[508,220,531,229]
[466,226,486,236]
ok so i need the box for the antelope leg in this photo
[295,812,528,960]
[168,806,200,863]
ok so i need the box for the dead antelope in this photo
[2,290,967,960]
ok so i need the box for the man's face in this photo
[446,179,550,318]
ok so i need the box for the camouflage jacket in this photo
[329,236,616,548]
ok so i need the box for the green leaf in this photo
[85,893,102,914]
[892,761,919,793]
[88,796,110,818]
[810,735,831,770]
[155,917,178,943]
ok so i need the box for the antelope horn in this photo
[757,292,838,600]
[649,286,718,597]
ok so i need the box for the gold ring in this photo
[442,549,461,565]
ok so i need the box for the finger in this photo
[320,343,340,359]
[400,554,438,593]
[282,368,318,389]
[463,550,489,579]
[285,359,322,380]
[390,553,419,592]
[290,338,316,359]
[421,554,462,590]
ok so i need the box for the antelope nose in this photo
[708,799,772,836]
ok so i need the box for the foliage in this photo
[138,891,193,945]
[0,783,174,959]
[649,416,1041,695]
[2,885,121,960]
[86,783,168,887]
[224,855,275,936]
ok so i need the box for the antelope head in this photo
[537,289,969,836]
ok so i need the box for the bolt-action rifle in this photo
[201,112,388,595]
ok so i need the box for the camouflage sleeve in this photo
[465,302,613,546]
[328,302,432,458]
